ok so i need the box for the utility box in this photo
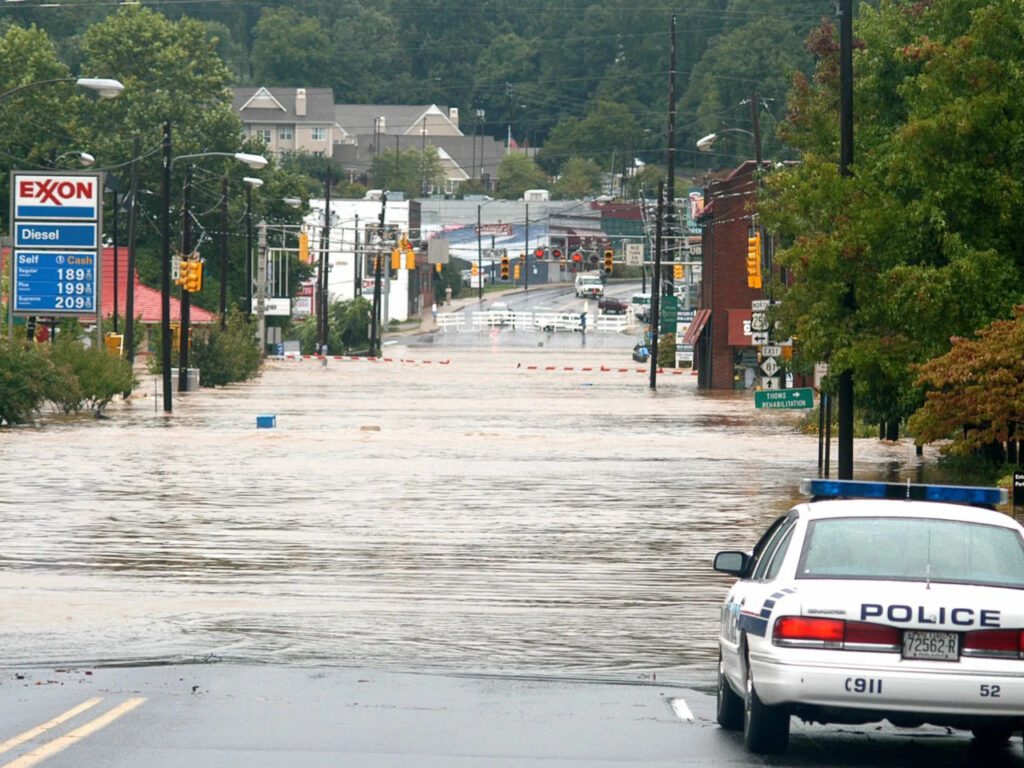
[256,414,277,429]
[179,368,200,390]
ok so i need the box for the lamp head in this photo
[696,133,718,152]
[283,197,302,208]
[76,77,125,99]
[235,152,268,170]
[242,177,264,188]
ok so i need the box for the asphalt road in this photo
[1,665,1021,768]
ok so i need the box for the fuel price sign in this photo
[13,251,96,313]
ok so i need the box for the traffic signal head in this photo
[673,264,684,280]
[175,258,189,286]
[746,230,762,289]
[571,252,582,263]
[391,247,402,272]
[299,232,310,263]
[534,247,545,260]
[589,253,598,265]
[551,248,562,260]
[435,262,443,273]
[500,253,510,280]
[603,249,614,275]
[184,260,203,293]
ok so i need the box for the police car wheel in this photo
[743,661,789,754]
[716,651,743,730]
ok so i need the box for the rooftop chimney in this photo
[295,88,307,116]
[448,107,459,128]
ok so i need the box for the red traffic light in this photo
[534,248,545,259]
[551,248,562,259]
[571,252,582,262]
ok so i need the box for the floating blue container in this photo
[256,414,276,429]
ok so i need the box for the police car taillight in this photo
[773,617,900,651]
[962,629,1024,659]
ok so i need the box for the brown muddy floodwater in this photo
[0,346,943,681]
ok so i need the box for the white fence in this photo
[436,310,634,334]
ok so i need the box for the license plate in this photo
[902,630,959,661]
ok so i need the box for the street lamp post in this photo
[0,76,124,102]
[696,127,762,167]
[243,177,263,318]
[158,123,266,411]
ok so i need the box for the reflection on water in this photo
[0,347,939,677]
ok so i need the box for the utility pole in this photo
[650,182,664,391]
[160,121,173,413]
[124,135,139,370]
[524,203,529,291]
[256,220,267,354]
[369,192,387,356]
[177,164,192,392]
[665,14,677,296]
[318,166,331,352]
[354,213,361,297]
[219,177,228,328]
[838,0,855,479]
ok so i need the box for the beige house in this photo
[232,87,342,157]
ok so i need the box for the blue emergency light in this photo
[799,478,1007,507]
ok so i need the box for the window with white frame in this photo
[310,127,326,141]
[255,129,271,144]
[279,127,293,140]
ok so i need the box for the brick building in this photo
[689,161,764,390]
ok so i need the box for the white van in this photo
[575,273,604,298]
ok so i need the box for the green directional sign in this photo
[659,295,678,332]
[754,387,815,410]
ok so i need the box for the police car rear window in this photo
[797,517,1024,588]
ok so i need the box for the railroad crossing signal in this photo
[534,247,546,260]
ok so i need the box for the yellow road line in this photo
[0,699,103,755]
[1,698,146,768]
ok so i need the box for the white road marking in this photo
[670,697,695,722]
[1,698,146,768]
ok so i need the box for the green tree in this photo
[45,337,137,415]
[759,1,1023,438]
[191,309,262,387]
[495,153,547,200]
[250,7,333,85]
[370,146,446,198]
[535,101,643,176]
[552,157,602,199]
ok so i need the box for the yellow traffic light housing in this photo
[746,230,762,289]
[391,247,401,272]
[673,263,684,280]
[603,249,614,275]
[175,258,189,286]
[299,232,310,263]
[184,260,203,293]
[500,253,510,280]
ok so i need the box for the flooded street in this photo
[0,345,938,680]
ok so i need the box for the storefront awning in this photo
[681,308,711,344]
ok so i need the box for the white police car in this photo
[713,479,1024,754]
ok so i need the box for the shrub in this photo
[191,310,262,387]
[0,338,56,425]
[46,337,137,415]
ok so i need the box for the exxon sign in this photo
[14,173,101,220]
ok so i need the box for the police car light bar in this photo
[799,479,1007,507]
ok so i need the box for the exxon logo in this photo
[19,178,95,205]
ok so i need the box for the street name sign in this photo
[10,171,102,317]
[754,387,815,410]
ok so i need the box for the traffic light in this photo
[299,232,310,263]
[589,253,598,265]
[673,264,684,280]
[472,262,478,275]
[500,253,510,280]
[435,262,443,274]
[514,264,520,280]
[551,248,562,261]
[391,247,402,272]
[175,258,189,286]
[746,229,763,289]
[571,252,582,264]
[534,247,545,260]
[603,249,614,275]
[184,260,203,293]
[405,249,416,270]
